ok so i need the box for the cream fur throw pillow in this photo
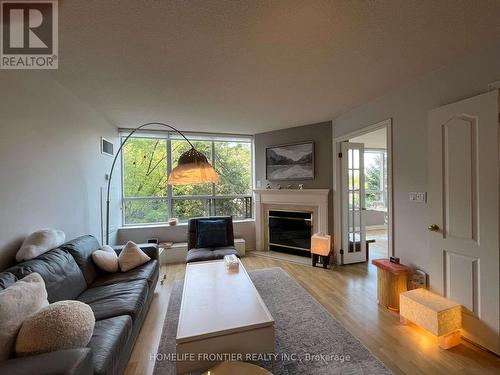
[118,241,150,272]
[15,300,95,357]
[92,245,119,273]
[0,273,48,360]
[16,229,66,262]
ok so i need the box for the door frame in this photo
[333,118,394,265]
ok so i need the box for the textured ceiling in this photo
[51,0,500,134]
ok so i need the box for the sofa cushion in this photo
[0,272,17,291]
[77,279,148,321]
[196,219,228,248]
[118,241,150,272]
[87,315,132,375]
[186,247,240,263]
[16,229,66,262]
[0,273,48,360]
[4,248,87,302]
[60,235,101,285]
[15,300,95,357]
[90,260,159,288]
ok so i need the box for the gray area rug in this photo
[154,267,391,374]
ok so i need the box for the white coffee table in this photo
[176,260,275,374]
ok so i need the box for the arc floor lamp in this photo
[105,122,219,245]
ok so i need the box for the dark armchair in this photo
[186,216,241,263]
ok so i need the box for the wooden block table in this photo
[371,259,411,311]
[400,288,462,349]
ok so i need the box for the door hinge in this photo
[338,152,343,158]
[339,249,344,255]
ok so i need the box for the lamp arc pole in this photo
[105,122,195,245]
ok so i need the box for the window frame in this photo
[364,148,387,211]
[120,130,254,226]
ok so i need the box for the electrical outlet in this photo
[409,192,427,203]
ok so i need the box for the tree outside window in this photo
[364,150,386,211]
[122,134,253,225]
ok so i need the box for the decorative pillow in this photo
[0,273,48,360]
[92,245,119,273]
[15,300,95,357]
[118,241,150,272]
[16,229,66,262]
[196,219,228,248]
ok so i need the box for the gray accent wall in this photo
[333,40,500,273]
[0,72,118,270]
[254,121,333,233]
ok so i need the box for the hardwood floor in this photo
[125,254,500,375]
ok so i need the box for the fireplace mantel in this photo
[253,189,330,251]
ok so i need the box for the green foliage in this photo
[123,138,167,197]
[365,153,383,210]
[123,137,252,224]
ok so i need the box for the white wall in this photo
[333,40,500,274]
[117,220,256,251]
[0,72,118,270]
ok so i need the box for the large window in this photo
[364,149,387,211]
[122,132,253,225]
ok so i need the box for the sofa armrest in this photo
[0,348,93,375]
[113,243,159,260]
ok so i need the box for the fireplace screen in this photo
[268,210,312,254]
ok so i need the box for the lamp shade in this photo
[167,147,219,185]
[311,233,331,256]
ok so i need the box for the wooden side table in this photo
[371,259,411,311]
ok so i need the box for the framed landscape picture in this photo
[266,141,314,180]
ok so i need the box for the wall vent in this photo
[101,137,114,156]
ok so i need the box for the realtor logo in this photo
[1,0,58,69]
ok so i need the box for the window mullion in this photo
[167,134,173,219]
[211,140,216,215]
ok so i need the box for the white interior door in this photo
[428,90,499,354]
[341,142,367,264]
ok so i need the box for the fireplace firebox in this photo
[268,210,312,256]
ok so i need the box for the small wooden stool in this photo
[371,259,411,311]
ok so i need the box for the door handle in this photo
[428,224,440,232]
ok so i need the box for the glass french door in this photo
[341,142,367,264]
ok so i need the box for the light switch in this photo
[409,192,427,203]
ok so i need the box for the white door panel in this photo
[428,90,499,354]
[341,142,366,264]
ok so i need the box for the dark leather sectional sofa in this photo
[0,235,159,375]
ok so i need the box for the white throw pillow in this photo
[100,245,115,253]
[92,247,119,273]
[15,300,95,357]
[16,229,66,262]
[0,273,49,360]
[118,241,150,272]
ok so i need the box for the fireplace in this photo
[268,210,312,256]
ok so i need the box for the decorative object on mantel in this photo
[371,258,411,311]
[400,288,462,349]
[311,233,332,269]
[168,218,178,226]
[298,183,304,190]
[266,141,314,180]
[104,122,218,244]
